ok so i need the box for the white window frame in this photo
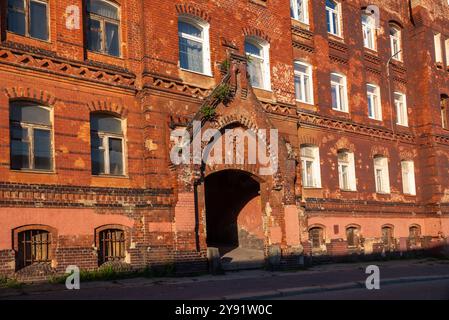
[390,26,402,61]
[367,84,382,121]
[362,14,376,51]
[374,156,390,194]
[445,38,449,67]
[401,160,416,196]
[326,0,342,37]
[394,92,408,127]
[330,73,348,112]
[338,150,356,191]
[301,145,322,188]
[290,0,309,24]
[178,16,211,76]
[245,37,271,91]
[294,61,314,104]
[434,33,443,64]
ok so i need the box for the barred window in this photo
[309,227,323,249]
[99,229,125,264]
[381,226,394,246]
[409,225,421,246]
[17,229,51,269]
[346,226,359,247]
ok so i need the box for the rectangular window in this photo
[374,157,390,194]
[445,39,449,67]
[294,62,313,104]
[301,146,321,188]
[17,230,50,269]
[435,33,443,64]
[7,0,48,40]
[362,15,376,50]
[390,27,402,61]
[331,73,348,112]
[401,160,416,195]
[395,92,408,126]
[326,0,341,36]
[99,229,125,264]
[367,84,382,120]
[290,0,308,24]
[338,151,356,191]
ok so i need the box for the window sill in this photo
[291,18,310,27]
[87,49,123,60]
[296,99,314,106]
[332,108,349,114]
[180,68,213,78]
[328,33,344,42]
[364,47,378,54]
[92,174,129,179]
[368,117,382,122]
[303,187,322,190]
[376,192,390,195]
[10,169,56,174]
[6,31,50,44]
[340,189,357,193]
[396,123,409,128]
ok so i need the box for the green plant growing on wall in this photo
[200,104,216,121]
[213,84,232,105]
[219,59,230,73]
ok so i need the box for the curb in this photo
[221,274,449,300]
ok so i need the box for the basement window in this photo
[16,229,51,270]
[98,229,125,264]
[408,225,421,246]
[90,113,125,176]
[7,0,49,41]
[346,226,359,248]
[87,0,120,57]
[10,101,53,171]
[309,227,324,249]
[381,225,394,247]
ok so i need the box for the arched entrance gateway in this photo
[172,53,302,271]
[204,170,265,269]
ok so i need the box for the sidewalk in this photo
[1,258,449,300]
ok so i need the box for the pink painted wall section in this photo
[148,222,173,233]
[284,205,300,246]
[0,208,134,250]
[174,192,196,232]
[237,195,264,239]
[307,216,447,240]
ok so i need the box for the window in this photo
[300,145,321,188]
[7,0,48,40]
[90,113,125,176]
[309,227,324,249]
[362,14,376,50]
[442,95,449,129]
[294,61,313,104]
[10,101,52,171]
[338,150,356,191]
[367,84,382,120]
[87,0,120,57]
[434,33,443,65]
[395,92,408,126]
[245,38,271,90]
[409,225,421,246]
[290,0,309,24]
[390,26,402,61]
[178,17,211,75]
[346,226,359,247]
[330,73,348,112]
[98,229,125,264]
[381,226,394,247]
[17,229,50,270]
[374,156,390,194]
[326,0,341,36]
[401,160,416,195]
[445,39,449,67]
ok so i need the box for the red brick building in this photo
[0,0,449,280]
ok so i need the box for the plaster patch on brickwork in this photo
[74,157,85,168]
[77,122,91,143]
[145,139,158,151]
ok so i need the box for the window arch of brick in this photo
[175,3,211,23]
[345,224,361,247]
[86,100,128,118]
[94,224,130,265]
[12,225,57,270]
[308,224,326,249]
[4,87,57,106]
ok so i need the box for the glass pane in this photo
[33,129,52,170]
[247,59,263,88]
[7,9,26,35]
[105,22,119,56]
[179,37,203,72]
[30,1,48,40]
[10,102,50,125]
[87,18,102,52]
[109,138,123,175]
[91,134,104,174]
[294,75,302,100]
[326,0,336,10]
[245,42,261,57]
[10,126,30,169]
[331,84,338,108]
[178,21,202,38]
[90,114,122,133]
[87,0,118,20]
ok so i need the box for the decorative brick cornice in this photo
[292,41,314,53]
[4,86,56,105]
[261,102,297,117]
[87,100,128,117]
[143,73,211,100]
[0,45,136,90]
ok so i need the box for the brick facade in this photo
[1,0,449,280]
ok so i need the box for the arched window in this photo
[374,155,390,194]
[300,144,321,188]
[10,101,52,171]
[346,226,360,247]
[7,0,49,40]
[441,95,449,129]
[309,227,324,249]
[381,225,394,247]
[98,229,125,265]
[178,17,211,75]
[16,229,51,270]
[362,13,376,50]
[326,0,341,36]
[390,25,402,61]
[90,113,125,175]
[294,61,313,104]
[290,0,309,24]
[245,37,271,90]
[409,225,421,246]
[87,0,120,56]
[338,150,356,191]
